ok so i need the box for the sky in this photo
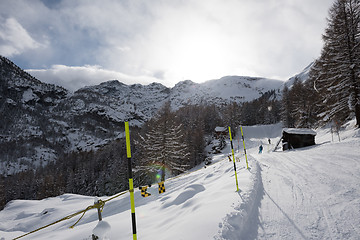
[0,0,334,91]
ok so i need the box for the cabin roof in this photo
[282,128,317,136]
[215,127,227,132]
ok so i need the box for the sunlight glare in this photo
[167,29,232,82]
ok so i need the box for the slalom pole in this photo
[125,122,137,240]
[228,126,240,192]
[240,126,249,169]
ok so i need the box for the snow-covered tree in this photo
[283,78,319,128]
[137,102,190,183]
[281,85,295,128]
[310,0,360,126]
[174,105,207,167]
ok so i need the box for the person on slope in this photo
[259,144,263,154]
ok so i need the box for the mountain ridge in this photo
[0,55,293,175]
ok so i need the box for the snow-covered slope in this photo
[0,56,69,175]
[284,61,314,89]
[1,121,359,240]
[169,76,283,108]
[0,143,260,240]
[254,121,360,239]
[71,81,170,125]
[74,76,283,120]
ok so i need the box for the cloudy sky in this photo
[0,0,334,91]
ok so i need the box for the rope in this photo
[69,199,105,229]
[12,191,128,240]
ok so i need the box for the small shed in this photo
[282,128,316,150]
[214,127,228,139]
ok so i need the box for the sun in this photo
[167,31,231,82]
[142,12,250,85]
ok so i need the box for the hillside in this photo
[0,56,284,175]
[1,121,359,239]
[284,62,313,88]
[0,56,69,174]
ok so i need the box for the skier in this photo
[259,144,263,154]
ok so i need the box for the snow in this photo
[0,146,56,175]
[215,126,227,132]
[5,98,16,106]
[1,121,359,239]
[282,128,317,135]
[66,129,114,152]
[92,221,111,239]
[169,76,283,110]
[21,89,39,103]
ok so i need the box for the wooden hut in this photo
[214,127,227,139]
[281,128,316,150]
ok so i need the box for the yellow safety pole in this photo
[125,122,137,240]
[240,126,249,169]
[228,126,240,192]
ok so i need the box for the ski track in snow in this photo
[254,140,360,240]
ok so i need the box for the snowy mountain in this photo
[169,76,283,108]
[72,76,283,122]
[0,56,284,175]
[284,61,314,88]
[0,56,69,174]
[1,121,359,239]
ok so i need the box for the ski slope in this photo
[243,121,360,239]
[256,141,360,239]
[0,121,359,239]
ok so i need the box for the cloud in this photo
[95,0,332,83]
[26,65,159,92]
[1,0,334,88]
[0,18,43,57]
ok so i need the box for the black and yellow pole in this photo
[125,122,137,240]
[240,126,249,169]
[228,126,240,192]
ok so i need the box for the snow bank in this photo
[215,160,263,239]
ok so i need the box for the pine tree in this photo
[222,102,242,133]
[281,85,294,127]
[310,0,360,126]
[0,176,5,209]
[289,78,318,127]
[137,102,190,183]
[174,105,207,167]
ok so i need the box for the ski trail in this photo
[320,203,335,240]
[253,140,360,240]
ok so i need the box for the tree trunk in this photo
[355,102,360,128]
